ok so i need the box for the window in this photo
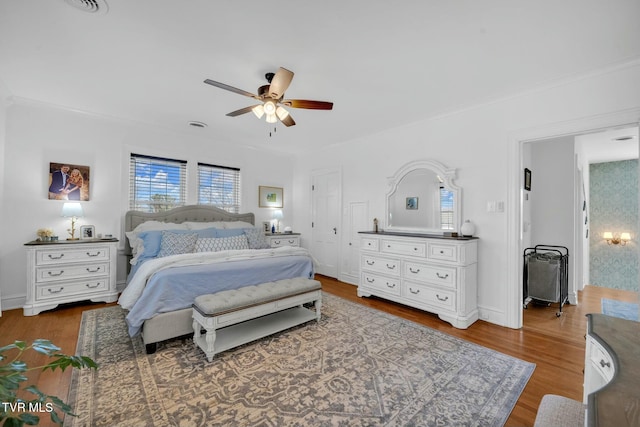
[440,186,454,230]
[129,153,187,212]
[197,163,241,213]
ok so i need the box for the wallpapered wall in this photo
[589,159,638,290]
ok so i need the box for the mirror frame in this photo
[385,159,461,235]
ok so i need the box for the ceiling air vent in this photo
[63,0,109,14]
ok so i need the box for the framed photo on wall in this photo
[406,197,419,210]
[259,186,283,208]
[48,162,91,201]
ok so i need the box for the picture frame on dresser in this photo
[80,225,95,239]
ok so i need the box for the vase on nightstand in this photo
[461,220,475,237]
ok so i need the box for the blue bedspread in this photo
[123,253,314,336]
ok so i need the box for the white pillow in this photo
[126,221,189,264]
[183,221,227,230]
[223,221,254,229]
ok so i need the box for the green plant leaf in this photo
[18,412,40,425]
[31,340,60,356]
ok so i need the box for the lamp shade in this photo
[603,231,613,240]
[273,209,283,220]
[61,202,83,218]
[620,232,631,241]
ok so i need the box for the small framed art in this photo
[262,221,271,233]
[406,197,419,210]
[259,186,283,208]
[80,225,95,239]
[524,168,532,191]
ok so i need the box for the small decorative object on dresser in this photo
[460,220,475,237]
[80,225,95,239]
[23,238,119,315]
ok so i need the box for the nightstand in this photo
[266,233,301,248]
[23,239,119,315]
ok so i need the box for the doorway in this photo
[506,109,640,329]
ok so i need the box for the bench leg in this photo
[204,327,216,362]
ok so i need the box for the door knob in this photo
[333,227,337,234]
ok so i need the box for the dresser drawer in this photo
[36,246,110,265]
[361,237,380,252]
[361,255,400,277]
[588,337,615,383]
[361,272,401,296]
[381,239,426,257]
[35,279,109,301]
[403,282,456,310]
[269,236,300,247]
[403,261,456,288]
[428,243,458,262]
[35,262,110,283]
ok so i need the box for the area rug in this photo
[601,298,639,321]
[65,293,534,427]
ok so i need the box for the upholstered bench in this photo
[192,277,322,361]
[533,394,585,427]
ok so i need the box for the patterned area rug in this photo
[65,293,534,426]
[601,298,639,321]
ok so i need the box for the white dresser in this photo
[24,239,119,315]
[358,232,478,329]
[267,233,300,248]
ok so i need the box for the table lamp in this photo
[61,202,83,240]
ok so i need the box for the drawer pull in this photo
[386,264,396,270]
[47,254,64,260]
[409,267,420,274]
[288,240,295,244]
[86,282,101,289]
[47,270,64,277]
[366,260,375,265]
[436,272,449,279]
[86,251,101,257]
[86,267,102,273]
[440,250,444,254]
[599,359,611,368]
[436,294,449,302]
[47,287,64,294]
[274,240,281,244]
[386,282,396,288]
[409,288,420,295]
[414,247,418,251]
[366,277,375,283]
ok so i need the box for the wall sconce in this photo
[603,231,631,246]
[61,202,84,240]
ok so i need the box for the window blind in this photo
[129,153,187,212]
[197,162,241,213]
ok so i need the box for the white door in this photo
[311,170,340,278]
[341,201,369,284]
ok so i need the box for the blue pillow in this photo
[214,228,246,238]
[137,228,219,261]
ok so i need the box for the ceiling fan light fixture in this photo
[265,113,277,124]
[263,100,276,115]
[275,106,289,120]
[252,104,264,119]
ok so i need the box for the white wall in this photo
[0,100,295,310]
[292,60,640,327]
[0,80,9,315]
[528,136,575,300]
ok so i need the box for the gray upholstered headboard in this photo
[124,205,255,256]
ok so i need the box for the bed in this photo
[120,205,315,353]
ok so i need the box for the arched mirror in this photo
[386,159,461,234]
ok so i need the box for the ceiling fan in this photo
[204,67,333,127]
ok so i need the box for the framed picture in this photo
[524,168,532,191]
[48,162,90,201]
[259,186,283,208]
[80,225,95,240]
[262,221,271,233]
[406,197,419,210]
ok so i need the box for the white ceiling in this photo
[1,0,639,154]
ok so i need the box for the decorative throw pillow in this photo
[157,231,198,257]
[194,235,250,253]
[243,228,271,249]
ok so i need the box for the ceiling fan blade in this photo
[282,99,333,110]
[204,79,258,99]
[268,67,294,99]
[226,105,261,117]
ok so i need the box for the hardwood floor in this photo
[0,278,636,426]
